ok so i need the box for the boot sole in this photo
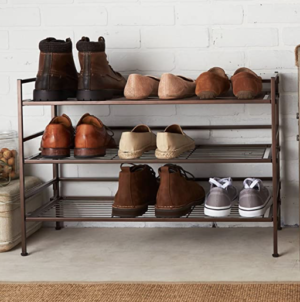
[41,148,70,158]
[112,203,155,218]
[77,89,124,101]
[74,147,106,158]
[155,198,204,218]
[33,90,76,101]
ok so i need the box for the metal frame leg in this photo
[18,80,28,256]
[271,76,279,258]
[51,105,63,230]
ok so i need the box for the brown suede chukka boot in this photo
[195,67,230,99]
[156,165,205,218]
[76,37,126,101]
[74,113,117,158]
[113,164,159,217]
[34,38,78,101]
[41,114,74,158]
[231,68,262,99]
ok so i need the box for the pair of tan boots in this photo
[118,124,195,160]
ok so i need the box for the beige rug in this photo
[1,283,300,302]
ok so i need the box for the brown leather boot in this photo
[195,67,230,99]
[231,68,262,99]
[156,164,205,218]
[76,37,126,101]
[41,114,74,158]
[74,113,117,158]
[33,38,78,101]
[113,164,159,217]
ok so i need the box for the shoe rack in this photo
[17,73,281,257]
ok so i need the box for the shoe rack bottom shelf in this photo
[26,197,273,223]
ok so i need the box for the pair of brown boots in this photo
[112,164,205,218]
[34,37,126,101]
[41,113,116,158]
[196,67,262,100]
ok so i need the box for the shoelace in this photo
[243,178,261,190]
[209,177,232,189]
[104,125,114,137]
[165,164,195,181]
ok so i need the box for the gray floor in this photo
[1,227,299,282]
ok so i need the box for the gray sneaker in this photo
[204,177,238,217]
[239,178,272,217]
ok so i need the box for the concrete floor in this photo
[0,227,299,282]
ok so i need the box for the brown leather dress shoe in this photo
[195,67,230,99]
[74,113,117,158]
[231,68,262,99]
[156,164,205,218]
[34,38,78,101]
[41,114,74,158]
[76,37,127,101]
[113,164,159,217]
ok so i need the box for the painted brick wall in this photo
[0,0,298,226]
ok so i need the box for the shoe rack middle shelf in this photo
[25,144,272,164]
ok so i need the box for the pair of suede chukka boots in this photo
[112,164,205,218]
[34,37,126,101]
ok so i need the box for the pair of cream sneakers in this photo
[118,124,195,159]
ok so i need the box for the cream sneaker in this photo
[118,125,156,159]
[155,125,195,159]
[158,73,196,100]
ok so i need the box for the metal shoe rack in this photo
[18,73,281,257]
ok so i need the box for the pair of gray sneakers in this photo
[204,177,272,217]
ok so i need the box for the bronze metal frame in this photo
[17,74,281,257]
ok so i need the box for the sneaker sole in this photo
[204,206,231,217]
[239,196,272,218]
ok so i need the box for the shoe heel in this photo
[76,90,114,101]
[74,147,106,158]
[34,90,64,101]
[41,148,70,158]
[236,91,255,100]
[197,91,217,99]
[112,205,148,218]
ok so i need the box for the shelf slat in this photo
[24,144,272,164]
[22,92,271,106]
[26,197,273,223]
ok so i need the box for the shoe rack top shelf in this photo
[25,144,272,164]
[22,93,271,106]
[20,76,277,105]
[26,197,273,223]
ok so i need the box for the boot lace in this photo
[164,164,195,180]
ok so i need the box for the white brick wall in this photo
[0,0,298,226]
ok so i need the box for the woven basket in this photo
[0,176,44,252]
